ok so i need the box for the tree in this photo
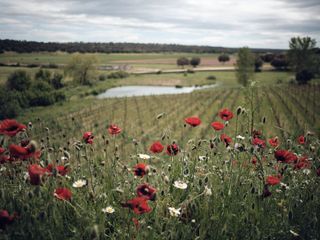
[6,70,31,91]
[270,54,289,70]
[190,57,201,68]
[176,57,189,68]
[64,54,98,85]
[260,53,275,63]
[218,54,230,64]
[235,47,254,87]
[254,55,263,72]
[288,36,317,84]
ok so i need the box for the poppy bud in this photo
[262,116,266,124]
[236,106,242,116]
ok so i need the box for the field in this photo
[0,52,320,239]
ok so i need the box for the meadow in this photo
[0,52,320,239]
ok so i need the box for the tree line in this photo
[0,39,283,54]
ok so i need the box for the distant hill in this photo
[0,39,285,54]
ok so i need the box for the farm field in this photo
[1,52,320,239]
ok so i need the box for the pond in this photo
[97,84,218,99]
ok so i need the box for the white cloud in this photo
[0,0,319,48]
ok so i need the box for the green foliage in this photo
[190,57,201,67]
[288,36,317,84]
[254,55,263,72]
[35,69,51,82]
[218,54,230,63]
[50,73,64,89]
[236,47,254,87]
[270,55,289,70]
[107,71,129,79]
[0,89,21,119]
[177,57,189,68]
[206,75,216,80]
[64,54,98,85]
[6,70,31,91]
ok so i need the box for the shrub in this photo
[296,70,314,85]
[99,74,107,81]
[6,70,31,91]
[207,75,216,80]
[50,73,64,89]
[107,71,129,79]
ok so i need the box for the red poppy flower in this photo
[0,210,16,229]
[0,147,5,155]
[252,138,266,148]
[9,143,41,160]
[266,175,281,186]
[136,183,156,201]
[220,134,232,146]
[294,156,310,170]
[274,150,297,163]
[252,129,262,138]
[166,144,179,156]
[149,141,164,153]
[132,218,140,229]
[268,137,279,147]
[83,131,94,144]
[297,135,305,144]
[46,164,70,176]
[54,187,72,201]
[218,108,233,121]
[28,164,49,185]
[0,155,10,164]
[133,163,149,177]
[122,197,152,215]
[251,157,257,165]
[108,124,121,135]
[0,119,26,137]
[211,122,225,131]
[184,117,201,127]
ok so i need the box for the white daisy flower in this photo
[72,179,87,188]
[289,230,299,237]
[173,180,188,190]
[198,156,208,161]
[204,186,212,196]
[168,207,181,217]
[138,154,151,160]
[236,135,245,140]
[102,206,115,214]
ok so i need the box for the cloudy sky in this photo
[0,0,319,49]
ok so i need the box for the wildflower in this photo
[168,207,181,217]
[266,175,281,186]
[251,157,257,165]
[166,144,179,156]
[0,210,16,229]
[173,180,188,189]
[211,121,225,131]
[83,131,94,144]
[0,147,5,155]
[9,141,41,160]
[102,206,115,214]
[297,135,305,144]
[289,230,299,237]
[302,169,311,175]
[280,182,290,190]
[268,137,279,147]
[220,134,232,146]
[133,163,149,177]
[0,119,26,137]
[108,124,121,135]
[138,154,151,160]
[136,183,156,201]
[184,117,201,127]
[72,179,87,188]
[252,129,262,138]
[236,135,245,140]
[28,164,49,185]
[54,187,72,201]
[274,150,297,163]
[122,197,152,215]
[47,164,70,176]
[149,141,164,153]
[218,108,233,121]
[204,186,212,196]
[294,156,310,170]
[252,138,266,148]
